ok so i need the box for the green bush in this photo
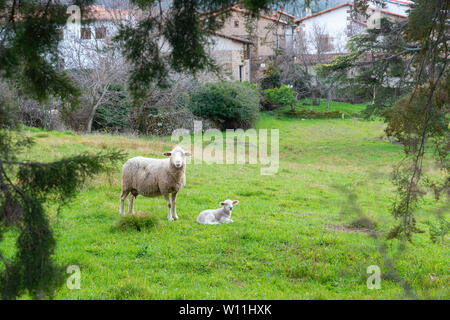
[259,63,280,90]
[188,81,260,130]
[93,84,131,132]
[283,109,343,119]
[113,212,159,232]
[263,85,296,110]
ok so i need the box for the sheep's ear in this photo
[185,152,192,156]
[163,152,172,156]
[220,202,225,206]
[232,200,239,205]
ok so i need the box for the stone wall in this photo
[143,109,217,136]
[198,36,251,83]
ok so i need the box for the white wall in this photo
[381,1,411,16]
[59,19,124,69]
[297,5,352,54]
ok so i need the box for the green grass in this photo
[0,114,448,300]
[295,98,367,114]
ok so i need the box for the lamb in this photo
[120,146,191,221]
[196,200,239,225]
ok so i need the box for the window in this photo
[234,20,239,28]
[95,27,106,39]
[244,44,250,60]
[239,65,243,82]
[81,28,91,40]
[56,29,64,40]
[317,34,333,52]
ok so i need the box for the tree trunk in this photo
[327,90,332,111]
[372,86,376,104]
[312,88,319,106]
[85,84,109,133]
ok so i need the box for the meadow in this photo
[0,101,448,299]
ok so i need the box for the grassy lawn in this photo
[0,111,448,299]
[294,99,367,115]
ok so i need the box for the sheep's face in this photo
[220,199,239,214]
[164,147,191,169]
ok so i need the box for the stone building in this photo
[211,4,295,83]
[209,34,253,82]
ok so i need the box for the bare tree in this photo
[291,22,354,108]
[60,3,131,132]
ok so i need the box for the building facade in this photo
[293,2,408,60]
[213,5,295,82]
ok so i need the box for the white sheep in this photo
[120,146,191,221]
[196,200,239,225]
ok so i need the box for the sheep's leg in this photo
[128,194,135,215]
[171,192,178,220]
[120,190,129,215]
[164,194,173,221]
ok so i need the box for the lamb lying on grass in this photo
[196,200,239,225]
[120,146,191,221]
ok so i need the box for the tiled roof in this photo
[206,5,291,24]
[352,20,368,26]
[294,2,407,24]
[388,0,412,6]
[230,6,288,24]
[294,3,353,23]
[378,9,407,19]
[215,33,254,44]
[276,10,295,19]
[85,5,131,21]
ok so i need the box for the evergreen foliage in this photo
[188,81,260,129]
[316,0,449,240]
[0,116,126,298]
[263,84,297,110]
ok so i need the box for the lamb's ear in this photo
[163,152,172,156]
[220,202,225,206]
[185,152,192,156]
[232,200,239,205]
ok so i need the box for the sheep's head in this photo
[163,146,191,169]
[220,199,239,214]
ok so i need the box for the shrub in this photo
[113,212,159,232]
[283,109,343,119]
[259,63,280,90]
[141,109,217,136]
[263,85,296,110]
[188,81,260,130]
[93,84,132,132]
[424,217,449,244]
[348,215,378,230]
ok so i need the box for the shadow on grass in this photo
[112,211,159,232]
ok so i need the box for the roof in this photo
[387,0,412,6]
[215,33,254,44]
[352,20,368,27]
[378,8,407,19]
[230,6,288,24]
[206,5,290,24]
[294,3,353,23]
[294,2,407,23]
[85,5,131,21]
[276,10,295,19]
